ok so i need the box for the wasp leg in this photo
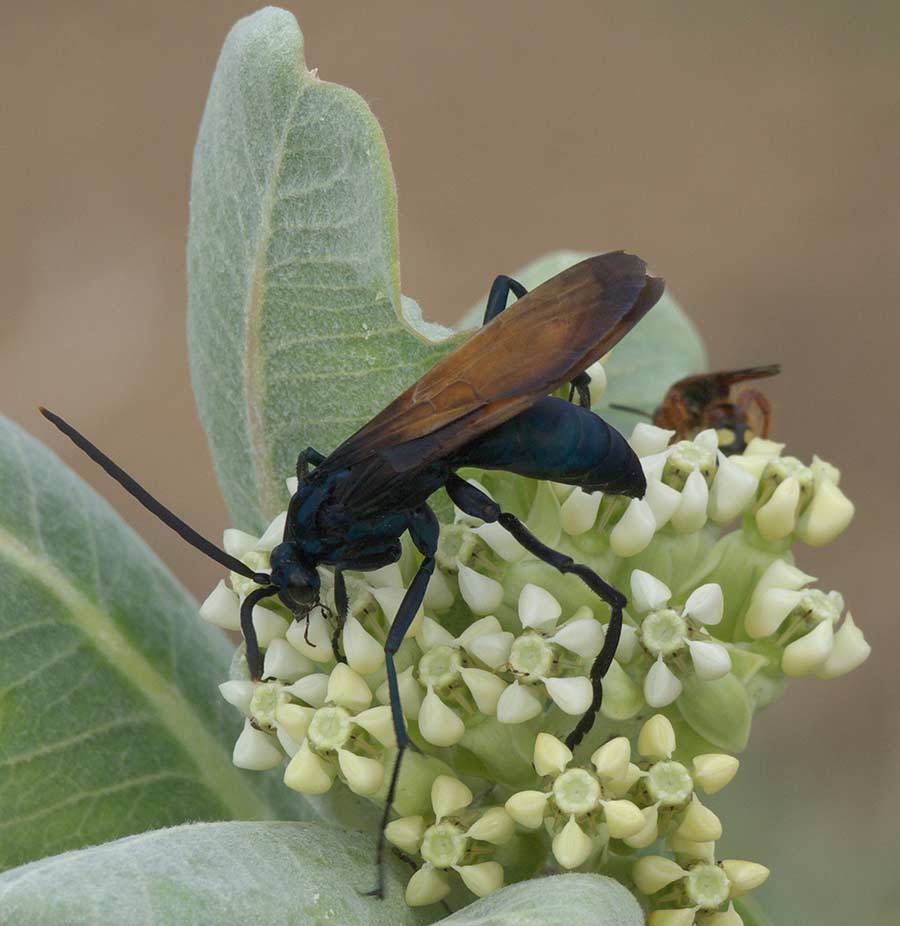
[446,474,623,751]
[296,446,326,482]
[366,506,439,900]
[240,585,280,680]
[331,569,349,663]
[483,275,591,407]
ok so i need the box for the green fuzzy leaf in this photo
[677,672,752,752]
[435,874,644,926]
[0,417,313,871]
[462,250,707,435]
[188,7,463,532]
[0,821,428,925]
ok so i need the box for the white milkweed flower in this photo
[629,571,731,707]
[385,775,512,906]
[504,732,644,869]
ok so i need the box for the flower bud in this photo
[283,739,335,794]
[544,676,593,714]
[629,422,675,457]
[325,664,372,712]
[692,753,739,794]
[219,680,256,715]
[342,615,384,675]
[232,720,283,770]
[755,475,800,540]
[534,732,573,776]
[285,673,329,708]
[405,866,450,906]
[648,909,697,926]
[353,705,396,747]
[424,566,456,610]
[256,511,287,551]
[641,450,671,482]
[455,861,504,897]
[591,736,631,781]
[252,606,289,650]
[781,618,834,677]
[683,583,724,626]
[457,667,504,718]
[549,615,605,658]
[638,713,676,759]
[687,640,732,681]
[505,790,549,828]
[473,521,527,561]
[552,815,594,869]
[722,859,770,896]
[710,452,759,523]
[223,528,259,559]
[432,775,473,820]
[744,587,805,639]
[371,586,425,635]
[418,615,456,651]
[200,580,241,631]
[645,656,683,707]
[671,469,709,533]
[274,703,315,743]
[519,583,562,629]
[419,687,466,747]
[645,479,682,529]
[668,831,715,861]
[602,799,645,838]
[364,562,404,588]
[796,478,855,546]
[610,498,657,556]
[338,748,384,795]
[631,570,672,613]
[263,638,314,681]
[623,803,659,848]
[496,680,543,724]
[465,629,514,669]
[385,815,425,853]
[676,795,722,842]
[816,613,870,678]
[633,855,687,895]
[457,563,504,615]
[560,487,603,535]
[702,902,744,925]
[467,807,514,844]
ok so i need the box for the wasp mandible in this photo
[42,250,664,895]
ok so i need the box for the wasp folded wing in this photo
[317,251,664,513]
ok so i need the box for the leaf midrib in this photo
[0,524,278,823]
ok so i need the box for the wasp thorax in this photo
[419,645,463,689]
[508,633,555,679]
[641,609,688,657]
[307,705,353,752]
[420,821,468,869]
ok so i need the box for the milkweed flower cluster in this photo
[200,392,868,917]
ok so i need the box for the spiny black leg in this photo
[331,569,348,663]
[241,585,279,680]
[296,446,326,482]
[483,274,528,325]
[446,474,623,751]
[367,506,439,899]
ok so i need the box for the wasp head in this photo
[269,542,320,613]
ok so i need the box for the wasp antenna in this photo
[39,407,270,584]
[608,402,653,419]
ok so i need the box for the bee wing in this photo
[318,252,664,513]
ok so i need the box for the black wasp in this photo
[42,250,664,895]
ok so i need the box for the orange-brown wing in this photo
[318,252,664,511]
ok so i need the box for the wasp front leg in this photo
[296,446,326,482]
[483,274,592,408]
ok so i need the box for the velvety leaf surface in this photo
[188,7,462,532]
[461,250,707,434]
[435,874,644,926]
[0,821,427,926]
[0,417,311,871]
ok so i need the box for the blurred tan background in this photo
[2,2,898,921]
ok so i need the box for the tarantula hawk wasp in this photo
[41,250,664,897]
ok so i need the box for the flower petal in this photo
[285,608,332,662]
[796,478,854,546]
[465,630,514,669]
[504,790,548,828]
[644,478,681,529]
[610,498,656,556]
[816,612,870,679]
[722,859,770,897]
[560,487,603,536]
[710,452,759,523]
[552,815,594,869]
[496,682,544,724]
[473,521,527,561]
[466,807,514,845]
[755,475,800,541]
[384,815,426,854]
[283,739,335,794]
[256,511,287,551]
[518,583,562,630]
[638,713,676,759]
[432,775,473,820]
[454,861,504,897]
[343,615,385,674]
[630,570,672,613]
[232,720,282,771]
[671,469,709,533]
[534,732,573,776]
[549,615,605,658]
[218,680,257,715]
[782,618,834,677]
[338,748,384,796]
[200,580,241,631]
[590,736,631,782]
[687,639,732,681]
[405,866,450,907]
[644,656,683,707]
[325,664,373,712]
[263,638,315,681]
[543,676,593,715]
[692,753,740,794]
[677,795,722,842]
[419,687,466,747]
[630,423,675,457]
[601,799,646,838]
[284,673,329,708]
[633,855,687,895]
[457,563,504,615]
[424,567,455,611]
[683,583,724,626]
[353,705,397,747]
[460,666,506,715]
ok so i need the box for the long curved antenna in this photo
[608,402,653,419]
[39,407,271,584]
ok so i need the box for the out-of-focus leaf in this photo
[0,417,311,871]
[461,250,707,435]
[188,7,462,532]
[435,873,644,926]
[0,821,428,926]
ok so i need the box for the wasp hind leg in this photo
[483,274,592,408]
[296,446,326,482]
[446,474,622,751]
[357,510,438,899]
